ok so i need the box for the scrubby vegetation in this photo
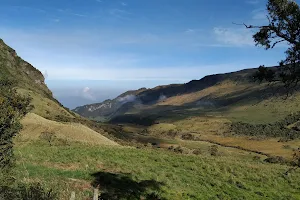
[0,78,32,169]
[0,182,58,200]
[231,112,300,139]
[0,77,57,199]
[1,1,300,199]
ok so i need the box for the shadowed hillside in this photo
[73,66,300,159]
[74,66,291,124]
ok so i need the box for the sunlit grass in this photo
[14,141,300,200]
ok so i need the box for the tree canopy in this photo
[0,78,32,169]
[247,0,300,91]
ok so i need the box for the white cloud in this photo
[109,9,131,19]
[117,95,136,104]
[56,8,87,17]
[246,0,259,5]
[83,87,90,93]
[213,27,254,47]
[82,87,96,100]
[43,70,49,79]
[158,94,167,101]
[185,29,195,34]
[0,27,265,83]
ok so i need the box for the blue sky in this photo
[0,0,289,108]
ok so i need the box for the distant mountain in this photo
[74,67,280,123]
[73,88,147,120]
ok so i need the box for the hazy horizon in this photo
[1,0,288,108]
[46,79,189,109]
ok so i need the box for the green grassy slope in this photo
[0,39,120,146]
[0,39,74,120]
[15,141,300,200]
[74,66,300,125]
[2,38,300,200]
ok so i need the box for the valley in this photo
[1,0,300,196]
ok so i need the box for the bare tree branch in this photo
[232,22,269,29]
[271,39,285,48]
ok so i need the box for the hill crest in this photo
[73,67,269,121]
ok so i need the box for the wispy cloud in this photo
[213,27,254,47]
[7,6,47,13]
[51,19,60,23]
[246,0,259,5]
[185,29,195,34]
[109,8,131,19]
[82,87,96,100]
[57,8,87,17]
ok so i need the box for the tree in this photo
[243,0,300,92]
[0,78,32,169]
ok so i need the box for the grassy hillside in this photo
[0,39,118,146]
[2,38,300,199]
[19,113,118,146]
[0,39,74,120]
[74,66,300,126]
[14,141,300,200]
[72,65,300,161]
[73,68,280,122]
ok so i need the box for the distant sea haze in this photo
[47,79,186,109]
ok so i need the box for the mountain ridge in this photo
[73,67,279,122]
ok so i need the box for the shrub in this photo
[230,112,300,140]
[264,156,287,164]
[292,148,300,167]
[181,133,195,140]
[0,78,32,169]
[192,149,202,155]
[173,146,190,154]
[209,145,219,156]
[167,129,177,138]
[0,182,58,200]
[39,132,56,146]
[282,145,291,149]
[253,156,261,161]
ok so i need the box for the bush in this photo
[171,146,190,154]
[282,145,291,149]
[0,78,32,169]
[292,148,300,167]
[230,112,300,140]
[209,145,219,156]
[181,133,195,140]
[39,132,56,146]
[192,149,202,155]
[167,129,178,138]
[264,156,287,164]
[253,156,261,161]
[0,182,58,200]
